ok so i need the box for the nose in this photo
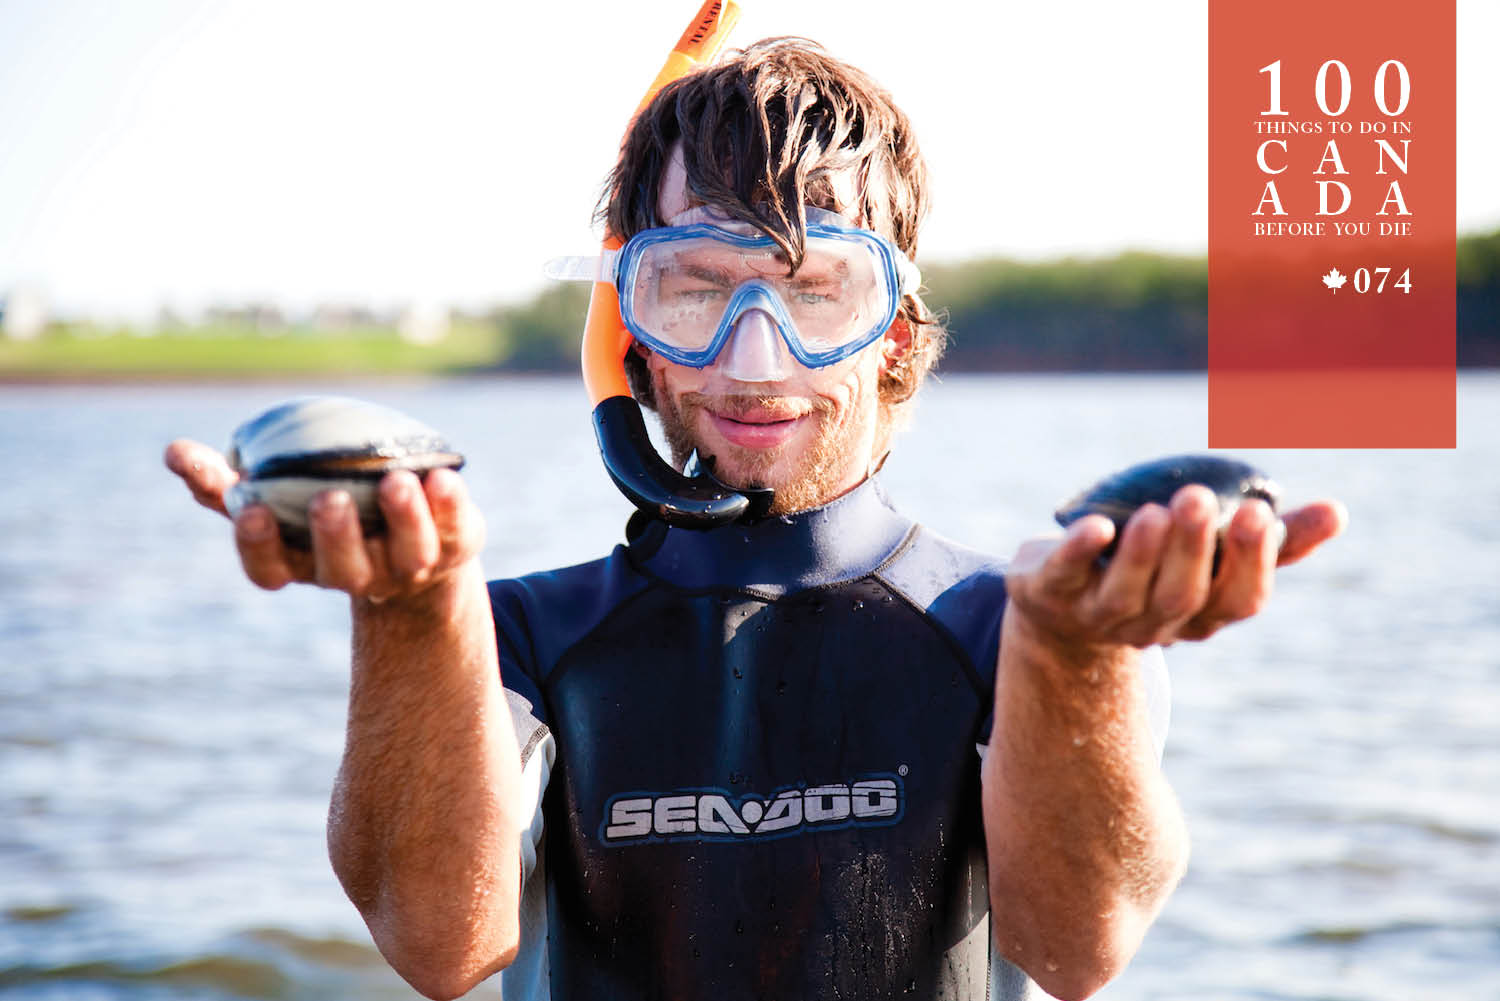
[716,308,791,382]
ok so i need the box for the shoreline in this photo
[5,365,1496,390]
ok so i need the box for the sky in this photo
[1,0,1496,321]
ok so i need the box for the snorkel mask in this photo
[560,203,919,374]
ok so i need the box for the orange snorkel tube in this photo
[582,0,772,529]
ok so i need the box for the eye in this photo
[790,284,841,307]
[656,273,729,306]
[657,261,736,306]
[673,287,726,305]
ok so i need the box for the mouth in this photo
[707,409,809,449]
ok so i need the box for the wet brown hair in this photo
[599,37,945,408]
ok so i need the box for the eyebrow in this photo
[786,259,852,284]
[677,262,738,286]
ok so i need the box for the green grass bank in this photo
[4,230,1496,380]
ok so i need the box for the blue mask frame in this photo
[613,212,918,369]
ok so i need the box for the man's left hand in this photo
[1003,485,1346,651]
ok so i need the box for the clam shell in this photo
[224,396,464,548]
[1055,454,1282,558]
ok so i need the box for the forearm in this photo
[983,611,1188,1001]
[328,559,523,999]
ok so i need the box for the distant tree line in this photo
[480,229,1500,373]
[922,252,1209,371]
[1457,229,1500,365]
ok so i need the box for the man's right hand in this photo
[162,438,485,603]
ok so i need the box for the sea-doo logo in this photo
[601,775,904,845]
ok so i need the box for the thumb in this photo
[164,438,238,517]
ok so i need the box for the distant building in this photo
[204,303,286,331]
[398,302,451,345]
[310,304,385,332]
[1,285,48,340]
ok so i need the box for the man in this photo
[166,38,1343,1001]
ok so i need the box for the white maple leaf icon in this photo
[1322,267,1348,292]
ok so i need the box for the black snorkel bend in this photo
[581,1,764,531]
[591,396,773,529]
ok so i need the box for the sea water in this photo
[1,373,1496,1000]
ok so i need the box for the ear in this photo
[878,317,913,375]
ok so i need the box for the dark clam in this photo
[224,396,464,548]
[1055,454,1282,560]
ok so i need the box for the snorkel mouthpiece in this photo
[582,0,757,530]
[592,397,765,528]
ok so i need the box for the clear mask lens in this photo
[629,237,882,354]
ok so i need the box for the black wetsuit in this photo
[491,478,1042,1000]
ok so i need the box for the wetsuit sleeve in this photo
[489,579,555,1001]
[489,579,550,728]
[487,579,553,871]
[875,527,1007,747]
[504,689,555,1001]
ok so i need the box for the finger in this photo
[309,490,376,595]
[1276,499,1348,566]
[423,467,484,560]
[361,534,397,604]
[1007,536,1061,579]
[235,504,301,590]
[1028,515,1115,595]
[164,438,237,517]
[1088,503,1171,626]
[1145,485,1218,627]
[1180,498,1278,639]
[380,470,440,584]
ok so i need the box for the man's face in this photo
[644,154,904,516]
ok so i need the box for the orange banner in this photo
[1208,0,1455,447]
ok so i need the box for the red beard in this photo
[653,387,866,517]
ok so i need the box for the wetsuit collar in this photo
[629,476,913,595]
